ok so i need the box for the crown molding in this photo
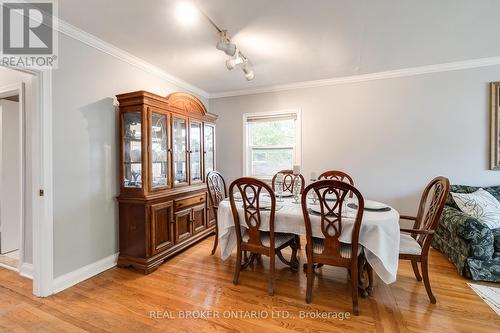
[209,56,500,99]
[55,18,210,99]
[52,17,500,100]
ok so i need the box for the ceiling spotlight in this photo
[175,2,198,26]
[225,53,244,70]
[216,39,237,56]
[243,62,255,81]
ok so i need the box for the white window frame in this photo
[243,109,302,180]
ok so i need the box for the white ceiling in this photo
[59,0,500,95]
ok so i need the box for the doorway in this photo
[0,86,24,272]
[0,65,53,297]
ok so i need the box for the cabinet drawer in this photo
[174,194,206,210]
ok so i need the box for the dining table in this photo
[217,193,401,291]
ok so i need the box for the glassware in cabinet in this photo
[172,117,188,185]
[204,123,215,176]
[190,121,203,183]
[151,113,168,188]
[123,112,142,188]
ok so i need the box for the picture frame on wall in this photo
[490,82,500,170]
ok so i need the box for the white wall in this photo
[0,68,35,264]
[210,66,500,217]
[52,33,208,278]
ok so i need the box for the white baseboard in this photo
[52,253,118,294]
[0,262,18,272]
[19,263,34,279]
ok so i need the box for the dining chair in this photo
[229,177,299,295]
[206,171,227,255]
[399,176,450,304]
[301,179,365,315]
[318,171,354,197]
[272,169,305,194]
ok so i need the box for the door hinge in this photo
[39,189,44,196]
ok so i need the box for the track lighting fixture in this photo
[215,31,254,80]
[242,62,255,81]
[225,52,244,70]
[216,32,237,56]
[176,2,255,81]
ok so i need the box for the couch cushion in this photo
[447,185,500,209]
[446,185,480,209]
[484,186,500,203]
[451,189,500,229]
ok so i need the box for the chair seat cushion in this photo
[400,233,422,255]
[242,231,295,248]
[311,237,361,258]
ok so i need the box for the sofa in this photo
[432,185,500,283]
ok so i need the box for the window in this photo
[244,110,301,178]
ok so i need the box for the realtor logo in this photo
[1,0,58,68]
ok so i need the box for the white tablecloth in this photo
[217,197,400,284]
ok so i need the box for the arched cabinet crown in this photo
[116,90,217,274]
[165,92,208,117]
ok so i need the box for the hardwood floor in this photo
[0,251,19,270]
[0,237,498,332]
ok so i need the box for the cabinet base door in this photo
[207,206,216,227]
[151,202,174,254]
[192,204,206,234]
[175,208,192,243]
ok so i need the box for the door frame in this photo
[0,66,54,297]
[0,82,25,269]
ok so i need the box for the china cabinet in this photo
[116,91,217,274]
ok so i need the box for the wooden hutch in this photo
[116,91,217,274]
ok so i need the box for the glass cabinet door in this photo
[204,124,215,176]
[123,112,142,188]
[151,113,168,189]
[172,117,188,185]
[189,121,202,183]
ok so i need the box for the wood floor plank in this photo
[0,237,499,332]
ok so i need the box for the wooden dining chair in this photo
[206,171,227,255]
[318,171,355,197]
[272,169,305,194]
[301,179,365,315]
[229,177,299,295]
[399,176,449,304]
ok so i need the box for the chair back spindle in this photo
[317,171,355,197]
[206,171,227,211]
[272,169,305,194]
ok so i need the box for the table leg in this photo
[291,236,300,270]
[357,254,373,297]
[241,252,259,270]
